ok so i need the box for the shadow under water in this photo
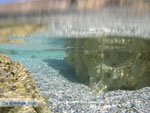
[43,59,78,83]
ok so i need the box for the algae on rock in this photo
[0,54,51,113]
[65,37,150,93]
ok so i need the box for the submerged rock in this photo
[0,54,51,113]
[65,36,150,93]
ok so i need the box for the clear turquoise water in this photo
[2,34,77,81]
[1,34,150,112]
[0,34,95,112]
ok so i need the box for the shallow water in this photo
[0,34,94,112]
[1,34,150,112]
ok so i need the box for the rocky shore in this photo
[0,22,47,44]
[0,54,51,113]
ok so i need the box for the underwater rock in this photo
[31,55,36,58]
[0,54,51,113]
[65,37,150,93]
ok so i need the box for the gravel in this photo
[9,52,150,113]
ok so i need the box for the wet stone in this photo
[0,54,51,112]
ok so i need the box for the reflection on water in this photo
[65,36,150,52]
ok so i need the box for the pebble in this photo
[8,55,150,113]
